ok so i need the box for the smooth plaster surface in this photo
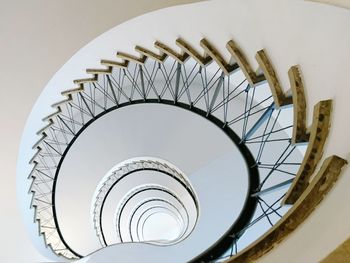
[0,1,203,262]
[2,0,350,262]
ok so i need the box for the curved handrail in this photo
[28,37,329,261]
[226,155,347,263]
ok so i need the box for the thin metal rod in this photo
[252,178,294,197]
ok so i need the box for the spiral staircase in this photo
[16,1,350,262]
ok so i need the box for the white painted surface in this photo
[11,0,350,262]
[55,103,248,258]
[1,1,203,262]
[80,147,249,263]
[307,0,350,9]
[142,212,182,242]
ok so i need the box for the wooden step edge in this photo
[38,222,57,238]
[42,234,55,248]
[61,85,84,96]
[226,155,347,263]
[37,216,56,233]
[34,211,52,245]
[28,180,37,193]
[30,196,37,214]
[73,74,97,85]
[116,51,147,65]
[27,161,38,179]
[28,177,36,195]
[29,146,42,164]
[42,107,61,122]
[51,95,72,108]
[200,38,238,75]
[256,49,292,108]
[38,221,44,236]
[39,224,65,255]
[86,66,112,75]
[289,66,310,144]
[100,59,129,68]
[41,231,51,248]
[32,133,47,149]
[176,38,212,66]
[135,45,167,63]
[36,119,54,135]
[226,40,265,86]
[154,41,189,63]
[321,236,350,263]
[282,99,333,205]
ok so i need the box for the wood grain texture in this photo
[73,75,97,85]
[321,237,350,263]
[51,95,72,108]
[283,99,333,205]
[176,38,212,66]
[61,85,84,96]
[226,40,265,86]
[135,45,167,63]
[116,51,147,64]
[32,37,342,261]
[200,38,238,75]
[41,107,62,122]
[154,41,189,63]
[289,66,309,144]
[226,155,347,263]
[256,50,292,108]
[86,67,112,74]
[100,59,128,68]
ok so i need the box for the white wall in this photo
[54,103,248,257]
[0,1,203,262]
[11,0,350,262]
[307,0,350,9]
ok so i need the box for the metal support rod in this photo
[174,62,181,102]
[242,102,275,142]
[251,178,294,197]
[208,72,224,115]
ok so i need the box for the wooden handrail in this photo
[200,38,238,75]
[226,39,265,86]
[176,38,212,66]
[226,155,347,263]
[256,49,293,108]
[135,45,167,63]
[154,41,189,63]
[283,99,333,205]
[116,51,147,65]
[289,66,309,144]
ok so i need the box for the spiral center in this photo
[142,212,182,243]
[93,157,199,246]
